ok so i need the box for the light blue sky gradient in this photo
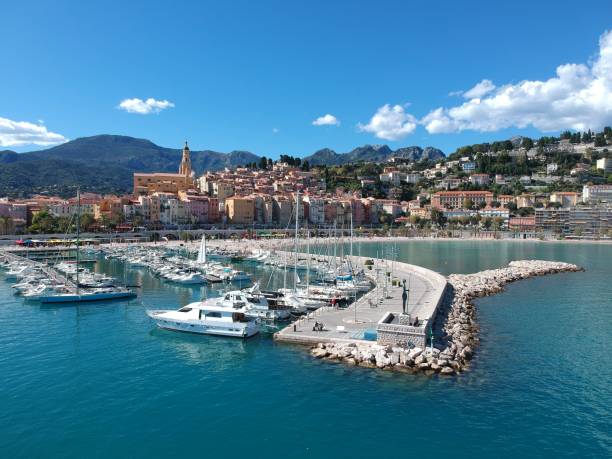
[2,0,611,156]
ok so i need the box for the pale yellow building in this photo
[225,197,254,224]
[549,192,580,207]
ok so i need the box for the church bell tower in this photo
[179,141,192,177]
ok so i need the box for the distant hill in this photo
[0,135,261,197]
[304,144,444,166]
[24,135,262,175]
[0,135,445,197]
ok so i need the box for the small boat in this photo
[147,303,259,338]
[229,270,251,282]
[171,272,207,285]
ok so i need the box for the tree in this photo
[28,209,59,234]
[594,134,606,147]
[521,137,534,150]
[517,207,534,217]
[80,213,95,231]
[379,212,393,225]
[430,208,446,227]
[463,198,474,209]
[301,160,310,172]
[258,156,268,170]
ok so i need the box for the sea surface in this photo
[0,241,610,458]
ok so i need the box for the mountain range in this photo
[0,135,444,197]
[303,144,444,166]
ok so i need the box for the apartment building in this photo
[583,184,612,203]
[549,192,580,207]
[225,197,255,225]
[431,191,494,209]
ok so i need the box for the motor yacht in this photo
[147,303,259,338]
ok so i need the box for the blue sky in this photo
[2,0,611,157]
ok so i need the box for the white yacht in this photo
[198,289,290,321]
[147,303,259,338]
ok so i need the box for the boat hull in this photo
[39,291,137,303]
[147,311,259,338]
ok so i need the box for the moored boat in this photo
[147,303,259,338]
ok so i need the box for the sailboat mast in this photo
[350,209,353,259]
[75,188,80,295]
[306,223,310,294]
[294,190,299,290]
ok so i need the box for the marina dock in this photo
[0,250,78,292]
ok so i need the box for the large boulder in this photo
[311,348,328,358]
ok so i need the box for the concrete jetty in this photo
[274,253,447,347]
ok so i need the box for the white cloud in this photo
[312,114,340,126]
[462,79,496,99]
[0,117,68,147]
[358,104,417,140]
[423,30,612,134]
[118,97,175,114]
[272,127,280,134]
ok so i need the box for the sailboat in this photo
[196,234,207,264]
[39,189,137,303]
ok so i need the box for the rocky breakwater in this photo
[310,260,583,376]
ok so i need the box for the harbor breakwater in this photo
[310,260,583,375]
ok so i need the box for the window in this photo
[178,307,192,312]
[205,311,222,318]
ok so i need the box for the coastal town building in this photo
[509,216,536,232]
[596,158,612,173]
[535,208,570,233]
[225,197,255,225]
[431,191,494,210]
[133,142,196,195]
[469,173,490,186]
[583,184,612,203]
[549,192,580,207]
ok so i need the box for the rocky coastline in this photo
[310,260,583,375]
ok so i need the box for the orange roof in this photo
[435,191,493,196]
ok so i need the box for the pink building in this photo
[350,198,365,225]
[180,192,210,224]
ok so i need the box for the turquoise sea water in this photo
[1,241,611,458]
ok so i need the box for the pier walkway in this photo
[274,254,447,346]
